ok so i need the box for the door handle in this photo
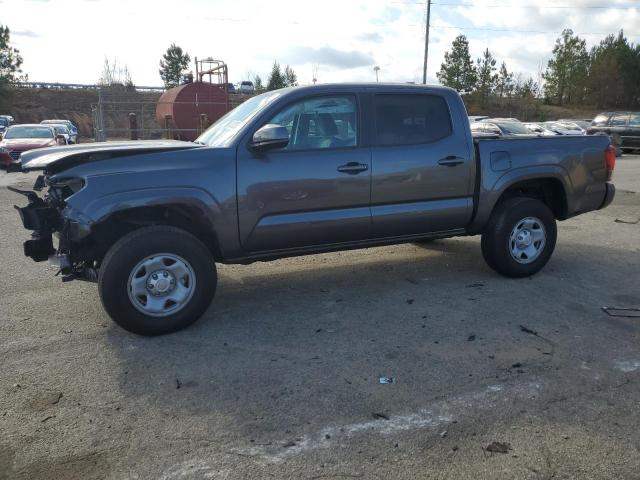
[438,156,465,167]
[337,162,368,174]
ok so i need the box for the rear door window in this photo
[374,94,452,146]
[628,113,640,127]
[610,113,629,127]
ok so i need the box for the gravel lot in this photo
[1,156,639,480]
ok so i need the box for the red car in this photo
[0,124,66,168]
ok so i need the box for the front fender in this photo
[64,186,239,258]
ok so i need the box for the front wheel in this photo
[481,197,557,278]
[98,226,217,335]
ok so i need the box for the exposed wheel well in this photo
[497,178,568,220]
[86,205,222,264]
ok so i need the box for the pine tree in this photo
[542,29,589,105]
[253,74,264,92]
[495,62,514,99]
[0,24,25,110]
[436,35,477,92]
[267,61,287,91]
[284,65,298,87]
[474,48,497,106]
[159,44,191,89]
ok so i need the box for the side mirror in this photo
[251,124,289,151]
[56,134,67,146]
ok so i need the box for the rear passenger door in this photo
[608,113,629,145]
[624,113,640,148]
[370,92,475,237]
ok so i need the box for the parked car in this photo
[524,122,559,136]
[0,116,8,137]
[587,112,640,153]
[49,124,73,144]
[558,119,591,130]
[239,81,255,94]
[490,117,521,122]
[544,121,585,136]
[0,115,15,125]
[470,120,534,136]
[226,83,237,94]
[9,84,615,335]
[41,119,78,143]
[0,124,66,168]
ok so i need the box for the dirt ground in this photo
[1,156,639,480]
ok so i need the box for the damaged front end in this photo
[10,175,97,282]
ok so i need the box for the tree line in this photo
[158,44,297,92]
[438,29,640,109]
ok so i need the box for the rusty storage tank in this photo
[156,81,230,141]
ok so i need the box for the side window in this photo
[591,114,610,127]
[374,94,452,146]
[266,95,357,151]
[610,113,629,127]
[628,113,640,127]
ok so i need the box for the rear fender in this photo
[469,165,572,232]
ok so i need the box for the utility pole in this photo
[374,66,380,82]
[422,0,431,84]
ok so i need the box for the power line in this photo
[391,0,639,8]
[432,1,639,9]
[430,24,640,36]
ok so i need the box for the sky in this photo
[3,0,640,87]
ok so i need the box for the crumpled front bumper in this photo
[11,189,63,262]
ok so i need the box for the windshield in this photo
[4,126,53,139]
[498,122,531,134]
[54,126,69,134]
[196,90,283,147]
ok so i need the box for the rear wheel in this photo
[481,197,557,278]
[98,226,217,335]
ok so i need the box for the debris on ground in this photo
[440,430,448,438]
[372,412,390,420]
[379,376,394,384]
[466,283,485,288]
[406,278,420,285]
[601,307,640,318]
[511,362,523,368]
[406,298,415,305]
[519,325,538,335]
[486,441,512,454]
[41,415,55,423]
[176,379,182,390]
[614,217,640,225]
[283,441,297,448]
[467,334,476,342]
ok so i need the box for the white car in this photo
[544,121,585,136]
[524,123,558,136]
[239,81,255,94]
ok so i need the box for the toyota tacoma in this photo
[8,84,616,335]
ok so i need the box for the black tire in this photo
[481,197,557,278]
[98,226,217,335]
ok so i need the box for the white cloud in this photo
[3,0,638,86]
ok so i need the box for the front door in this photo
[370,92,475,237]
[237,94,371,253]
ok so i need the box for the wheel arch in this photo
[470,167,572,232]
[71,188,229,263]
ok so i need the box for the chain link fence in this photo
[91,91,250,142]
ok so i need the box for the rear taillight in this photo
[605,145,616,181]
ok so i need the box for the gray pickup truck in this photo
[10,84,616,335]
